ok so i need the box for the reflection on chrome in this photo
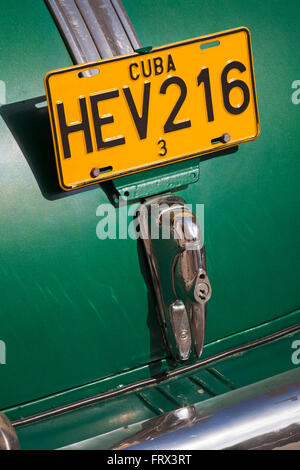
[114,368,300,450]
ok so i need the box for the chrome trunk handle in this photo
[138,194,211,362]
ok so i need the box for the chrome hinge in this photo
[45,0,141,62]
[139,194,211,362]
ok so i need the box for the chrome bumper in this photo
[113,368,300,450]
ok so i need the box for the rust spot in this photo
[277,395,298,404]
[266,386,293,398]
[113,441,140,450]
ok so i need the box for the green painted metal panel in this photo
[0,0,299,412]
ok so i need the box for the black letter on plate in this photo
[160,76,191,133]
[153,57,164,75]
[141,59,152,78]
[57,97,93,159]
[90,90,126,150]
[197,67,214,122]
[129,63,139,80]
[167,54,176,72]
[123,82,151,139]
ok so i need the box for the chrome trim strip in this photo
[110,0,141,49]
[12,323,300,428]
[45,0,141,62]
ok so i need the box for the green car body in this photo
[0,0,299,449]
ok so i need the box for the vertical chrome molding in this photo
[45,1,212,363]
[45,0,141,62]
[0,412,19,450]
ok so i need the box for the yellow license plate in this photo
[45,27,259,190]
